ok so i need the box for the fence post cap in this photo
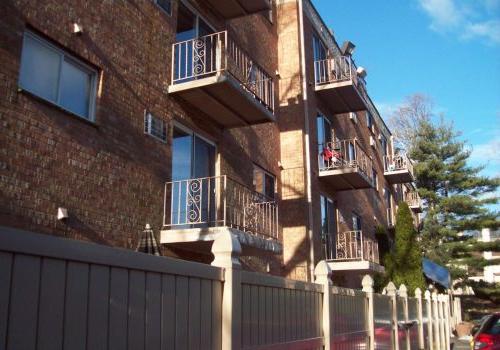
[424,290,431,299]
[362,274,374,293]
[314,260,332,285]
[386,281,397,295]
[398,284,408,297]
[211,231,242,269]
[431,291,438,300]
[415,287,422,297]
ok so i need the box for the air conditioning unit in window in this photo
[370,136,376,148]
[349,112,358,124]
[144,111,167,143]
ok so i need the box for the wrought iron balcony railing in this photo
[163,175,278,240]
[405,191,422,209]
[324,230,379,263]
[383,154,414,176]
[171,31,274,113]
[314,56,368,101]
[318,139,374,182]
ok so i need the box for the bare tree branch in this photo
[388,94,434,152]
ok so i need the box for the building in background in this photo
[469,228,500,283]
[0,0,418,287]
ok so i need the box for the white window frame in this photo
[18,31,98,122]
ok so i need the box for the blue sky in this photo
[313,0,500,180]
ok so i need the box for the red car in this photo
[472,313,500,350]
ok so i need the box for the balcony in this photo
[168,31,275,128]
[204,0,272,19]
[314,56,368,114]
[318,139,374,190]
[324,231,384,273]
[405,191,423,213]
[160,175,282,255]
[383,154,414,184]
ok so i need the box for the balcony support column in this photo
[211,231,242,350]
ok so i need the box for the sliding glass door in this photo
[171,126,216,228]
[320,196,337,259]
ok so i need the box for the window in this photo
[144,112,167,142]
[372,168,378,190]
[380,134,388,156]
[313,34,327,62]
[155,0,171,15]
[352,213,362,231]
[18,31,97,121]
[254,165,276,200]
[264,0,273,23]
[320,195,337,259]
[385,188,393,226]
[366,111,373,131]
[313,33,327,83]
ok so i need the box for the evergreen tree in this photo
[385,202,426,293]
[409,118,499,280]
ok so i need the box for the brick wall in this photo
[0,0,282,272]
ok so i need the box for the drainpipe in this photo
[297,0,316,281]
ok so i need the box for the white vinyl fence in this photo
[0,227,460,350]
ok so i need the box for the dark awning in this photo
[422,258,451,289]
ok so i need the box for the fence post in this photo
[314,261,332,350]
[425,290,433,350]
[399,284,410,350]
[439,295,448,350]
[432,291,441,350]
[415,288,424,350]
[444,294,451,350]
[387,282,399,350]
[362,275,375,350]
[211,231,242,350]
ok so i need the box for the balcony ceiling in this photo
[205,0,271,19]
[319,168,373,191]
[315,81,367,114]
[384,170,414,184]
[168,73,276,128]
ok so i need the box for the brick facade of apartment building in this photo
[0,0,420,286]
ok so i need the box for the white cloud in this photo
[417,0,500,45]
[469,137,500,176]
[419,0,463,30]
[463,20,500,45]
